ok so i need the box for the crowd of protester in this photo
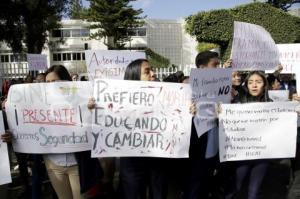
[0,50,300,199]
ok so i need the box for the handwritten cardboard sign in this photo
[189,68,232,137]
[5,82,93,153]
[91,79,192,158]
[0,111,12,185]
[27,54,48,71]
[231,21,280,70]
[219,102,298,162]
[85,50,145,80]
[278,43,300,73]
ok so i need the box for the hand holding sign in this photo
[1,131,12,143]
[189,68,232,137]
[5,82,93,154]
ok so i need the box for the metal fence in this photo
[0,62,29,80]
[154,64,195,80]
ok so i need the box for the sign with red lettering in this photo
[5,82,93,153]
[231,21,280,70]
[27,54,48,71]
[91,79,193,158]
[85,50,145,80]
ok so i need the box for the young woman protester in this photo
[88,59,168,199]
[44,65,103,199]
[224,71,272,199]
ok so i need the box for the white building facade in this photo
[0,19,198,79]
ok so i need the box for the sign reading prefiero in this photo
[231,21,280,70]
[85,50,146,80]
[91,79,193,158]
[0,111,12,185]
[219,102,298,162]
[27,54,48,71]
[5,82,93,153]
[189,68,232,137]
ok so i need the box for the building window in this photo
[52,30,62,37]
[72,53,81,60]
[62,30,71,37]
[128,29,137,36]
[53,52,86,61]
[10,54,22,62]
[81,29,90,37]
[57,53,61,61]
[127,28,147,37]
[53,53,58,61]
[71,29,81,37]
[52,28,90,38]
[62,53,71,61]
[137,28,146,36]
[53,53,62,61]
[1,55,9,63]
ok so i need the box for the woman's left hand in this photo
[1,130,12,143]
[292,94,300,102]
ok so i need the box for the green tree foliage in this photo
[69,0,83,19]
[83,0,144,49]
[185,2,300,60]
[145,48,170,68]
[0,0,68,53]
[196,42,220,53]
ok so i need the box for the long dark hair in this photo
[45,65,72,81]
[124,59,148,81]
[267,74,281,90]
[241,71,270,103]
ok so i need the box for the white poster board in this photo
[91,79,192,158]
[219,102,298,162]
[0,111,12,185]
[85,50,146,80]
[231,21,280,70]
[27,54,48,71]
[278,44,300,73]
[5,82,93,153]
[268,90,289,102]
[189,68,232,137]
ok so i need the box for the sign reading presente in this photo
[5,82,93,153]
